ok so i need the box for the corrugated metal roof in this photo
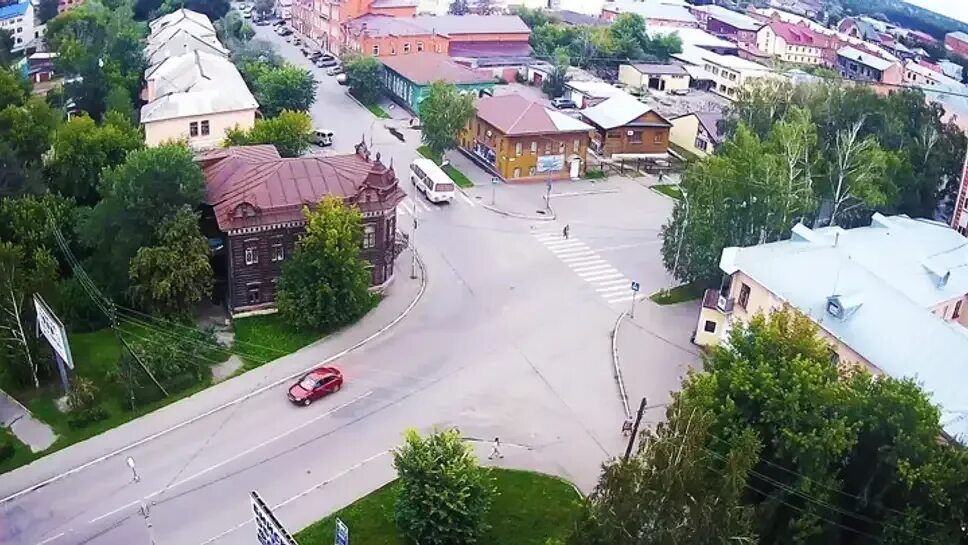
[722,214,968,443]
[0,1,29,19]
[837,45,894,71]
[581,94,666,130]
[476,94,591,135]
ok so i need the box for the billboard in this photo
[251,491,298,545]
[536,154,565,173]
[33,294,74,369]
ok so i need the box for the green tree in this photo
[0,193,78,258]
[37,0,60,23]
[45,113,144,206]
[570,409,759,545]
[276,197,375,331]
[158,0,229,20]
[448,0,470,15]
[541,48,570,98]
[343,54,384,106]
[0,68,28,111]
[128,207,213,319]
[254,0,274,15]
[676,309,968,545]
[81,143,205,299]
[512,6,551,28]
[609,13,648,60]
[823,117,892,225]
[0,242,58,388]
[392,428,495,545]
[419,81,476,157]
[0,97,61,167]
[224,110,313,158]
[0,30,13,66]
[244,62,317,118]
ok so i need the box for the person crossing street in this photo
[488,437,504,459]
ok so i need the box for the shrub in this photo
[67,376,99,412]
[67,406,108,429]
[0,433,16,462]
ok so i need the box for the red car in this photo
[287,367,343,406]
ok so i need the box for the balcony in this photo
[702,288,734,314]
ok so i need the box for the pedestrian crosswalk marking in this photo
[533,233,636,309]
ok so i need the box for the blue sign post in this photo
[336,518,349,545]
[629,281,640,318]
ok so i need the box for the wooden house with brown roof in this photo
[197,142,406,314]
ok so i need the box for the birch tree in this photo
[0,243,56,388]
[826,117,891,226]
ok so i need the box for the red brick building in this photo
[198,143,405,314]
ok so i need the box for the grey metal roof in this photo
[837,45,893,71]
[581,94,668,130]
[605,1,697,24]
[698,5,762,31]
[410,14,529,35]
[721,214,968,443]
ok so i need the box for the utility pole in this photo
[672,185,689,279]
[409,211,418,280]
[623,396,647,462]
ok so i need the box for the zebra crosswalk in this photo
[397,191,477,217]
[533,230,640,307]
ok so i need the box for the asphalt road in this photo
[0,24,699,545]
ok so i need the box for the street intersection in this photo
[0,25,701,545]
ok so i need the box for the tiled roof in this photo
[0,1,28,19]
[581,94,671,130]
[381,54,494,85]
[200,145,406,232]
[630,63,689,76]
[476,94,592,135]
[349,14,529,37]
[721,215,968,442]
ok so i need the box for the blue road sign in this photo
[631,281,640,292]
[491,176,500,185]
[336,518,349,545]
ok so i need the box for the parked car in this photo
[292,37,302,46]
[551,97,577,110]
[313,129,334,146]
[255,18,270,26]
[287,367,343,406]
[336,73,348,85]
[316,57,338,68]
[308,50,323,60]
[326,65,344,75]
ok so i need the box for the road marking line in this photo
[571,264,612,274]
[398,202,413,216]
[543,239,583,249]
[577,267,618,278]
[84,392,374,526]
[567,258,607,268]
[583,272,625,282]
[533,233,563,241]
[88,500,139,524]
[36,531,66,545]
[595,241,661,252]
[596,284,630,293]
[595,278,630,287]
[457,191,476,207]
[553,249,595,258]
[606,294,635,304]
[196,451,389,545]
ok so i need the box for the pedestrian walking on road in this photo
[126,456,140,483]
[562,224,570,240]
[488,437,504,459]
[621,418,633,437]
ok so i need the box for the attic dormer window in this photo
[234,203,257,218]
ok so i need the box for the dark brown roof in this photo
[199,144,405,232]
[475,94,592,136]
[381,54,494,85]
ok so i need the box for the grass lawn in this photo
[649,282,704,305]
[651,183,683,200]
[295,468,582,545]
[585,169,607,180]
[366,103,391,119]
[232,313,324,371]
[0,428,35,475]
[417,146,474,188]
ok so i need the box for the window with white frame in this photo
[200,120,210,136]
[270,243,284,262]
[189,121,199,137]
[363,225,376,248]
[244,245,258,265]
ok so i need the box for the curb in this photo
[0,249,429,505]
[549,189,619,199]
[462,187,557,222]
[611,311,632,419]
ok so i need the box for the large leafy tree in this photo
[128,206,213,319]
[37,0,60,23]
[45,114,143,206]
[276,197,375,331]
[343,54,384,106]
[419,81,476,157]
[392,428,495,545]
[224,110,313,158]
[81,143,205,299]
[0,98,60,167]
[158,0,229,20]
[240,61,317,118]
[541,49,570,99]
[675,310,968,545]
[448,0,470,15]
[570,409,760,545]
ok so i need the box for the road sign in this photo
[251,491,297,545]
[34,294,74,369]
[335,518,349,545]
[631,281,640,292]
[491,176,500,185]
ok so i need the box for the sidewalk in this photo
[614,300,702,425]
[0,249,425,496]
[0,391,56,453]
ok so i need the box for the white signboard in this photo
[33,295,74,369]
[537,154,565,173]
